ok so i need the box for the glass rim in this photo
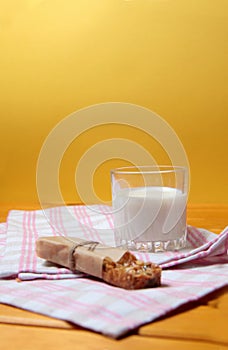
[110,165,187,175]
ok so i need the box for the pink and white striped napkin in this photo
[0,222,7,258]
[0,205,227,338]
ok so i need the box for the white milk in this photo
[113,186,187,251]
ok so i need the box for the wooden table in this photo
[0,204,227,349]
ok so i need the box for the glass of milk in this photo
[111,166,188,252]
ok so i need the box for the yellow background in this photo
[0,0,227,206]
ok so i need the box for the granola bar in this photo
[36,237,161,289]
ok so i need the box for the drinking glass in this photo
[111,165,188,252]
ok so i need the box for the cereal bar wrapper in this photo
[36,236,128,279]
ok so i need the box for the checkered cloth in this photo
[0,205,227,338]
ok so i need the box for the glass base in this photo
[118,236,187,253]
